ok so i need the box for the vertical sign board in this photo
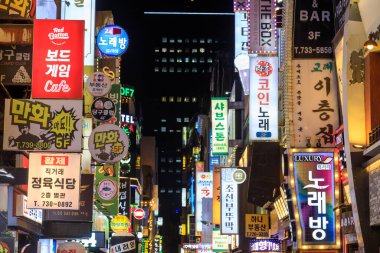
[60,0,96,66]
[3,99,83,152]
[32,19,84,99]
[220,168,238,234]
[142,239,150,253]
[293,0,334,58]
[196,172,213,232]
[245,214,269,238]
[292,60,339,148]
[234,0,249,12]
[211,98,229,155]
[212,167,221,226]
[153,236,163,253]
[249,0,276,54]
[235,12,249,57]
[290,150,339,247]
[95,164,120,215]
[119,177,130,216]
[27,153,81,210]
[249,57,278,141]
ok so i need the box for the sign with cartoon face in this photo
[3,99,82,152]
[91,97,116,122]
[88,124,129,164]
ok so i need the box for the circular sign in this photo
[86,72,112,97]
[134,208,145,220]
[0,242,10,253]
[232,169,247,184]
[97,25,129,57]
[88,124,130,164]
[91,97,116,122]
[57,242,85,253]
[254,61,273,77]
[97,179,118,200]
[111,215,130,233]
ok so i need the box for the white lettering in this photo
[44,80,71,93]
[300,10,331,22]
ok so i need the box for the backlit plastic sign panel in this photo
[0,0,35,19]
[60,0,96,66]
[27,153,81,210]
[249,57,278,141]
[234,0,249,12]
[249,0,277,53]
[212,229,228,252]
[89,124,130,164]
[245,214,269,238]
[3,99,83,152]
[220,168,238,234]
[97,25,129,57]
[235,12,249,57]
[292,60,339,148]
[85,72,112,97]
[32,19,84,99]
[196,172,213,232]
[249,239,281,252]
[211,98,229,155]
[0,45,32,86]
[289,149,340,249]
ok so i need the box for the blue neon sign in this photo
[97,25,129,56]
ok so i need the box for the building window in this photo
[169,97,174,102]
[169,38,175,43]
[192,48,198,53]
[154,47,160,53]
[177,67,182,73]
[154,67,159,72]
[176,169,181,173]
[169,129,174,133]
[168,157,174,163]
[207,58,213,63]
[168,189,173,193]
[192,97,197,102]
[168,169,173,173]
[169,67,174,72]
[176,129,181,133]
[169,58,175,63]
[162,47,167,53]
[192,58,197,63]
[177,38,183,43]
[160,157,166,162]
[184,97,190,102]
[184,117,190,122]
[185,57,190,63]
[200,48,205,53]
[161,127,166,132]
[154,129,158,132]
[160,188,166,193]
[191,67,198,73]
[185,48,190,53]
[161,168,166,173]
[176,117,182,122]
[176,97,182,102]
[176,189,181,193]
[162,37,167,43]
[177,48,183,53]
[200,57,205,63]
[162,57,167,63]
[185,38,190,43]
[162,67,167,72]
[200,38,205,43]
[177,57,182,63]
[161,119,167,122]
[192,38,198,43]
[161,96,167,102]
[185,68,190,73]
[207,38,213,43]
[169,47,175,53]
[155,58,160,63]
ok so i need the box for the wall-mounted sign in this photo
[0,0,34,19]
[88,124,129,164]
[234,0,249,12]
[95,164,119,215]
[249,57,278,141]
[97,25,129,57]
[111,215,130,233]
[86,72,112,97]
[196,172,213,232]
[245,214,269,238]
[212,167,221,225]
[249,0,276,53]
[0,237,14,253]
[233,168,246,184]
[119,177,130,216]
[110,233,136,253]
[15,195,43,224]
[57,242,85,253]
[32,19,84,99]
[3,99,83,152]
[121,86,135,98]
[91,97,116,122]
[293,0,334,58]
[235,12,249,57]
[212,229,228,252]
[27,153,81,210]
[292,60,339,148]
[290,150,339,247]
[211,98,229,155]
[221,168,238,234]
[249,239,281,252]
[153,235,162,253]
[120,114,135,125]
[0,45,32,86]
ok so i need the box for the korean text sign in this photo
[196,172,213,232]
[249,57,278,140]
[211,98,229,155]
[292,60,339,147]
[292,151,336,245]
[3,99,83,152]
[27,153,81,210]
[245,214,269,238]
[97,25,129,57]
[220,168,238,234]
[32,19,84,99]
